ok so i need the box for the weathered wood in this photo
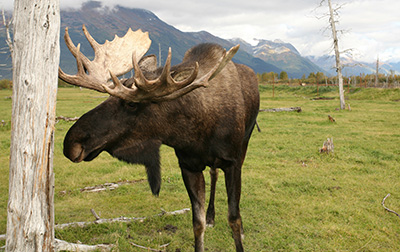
[129,241,169,251]
[326,0,346,109]
[381,193,400,220]
[2,208,190,251]
[54,208,190,230]
[259,107,302,113]
[56,116,80,122]
[311,97,334,100]
[54,239,114,252]
[6,0,60,251]
[1,10,13,56]
[58,179,146,195]
[319,138,334,154]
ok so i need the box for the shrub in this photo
[0,79,12,90]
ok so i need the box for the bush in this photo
[0,79,12,90]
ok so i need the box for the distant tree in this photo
[256,73,262,83]
[308,72,316,79]
[261,72,269,82]
[316,72,326,84]
[279,71,289,81]
[307,72,316,83]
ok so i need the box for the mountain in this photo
[5,1,395,80]
[230,38,325,79]
[307,55,400,76]
[0,1,282,80]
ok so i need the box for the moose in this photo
[59,25,259,252]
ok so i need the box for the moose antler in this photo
[59,25,151,92]
[104,45,240,102]
[60,25,240,102]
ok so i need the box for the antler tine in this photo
[63,27,77,57]
[160,48,199,88]
[134,47,198,93]
[132,48,174,92]
[59,25,151,94]
[151,44,240,102]
[159,47,172,83]
[132,50,156,91]
[103,45,238,103]
[75,44,86,75]
[58,42,107,93]
[103,71,141,101]
[82,24,100,54]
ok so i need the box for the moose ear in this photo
[138,55,158,72]
[172,67,198,81]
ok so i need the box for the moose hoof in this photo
[206,219,215,228]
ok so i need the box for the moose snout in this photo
[64,142,85,163]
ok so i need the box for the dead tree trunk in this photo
[6,0,60,251]
[375,56,379,87]
[327,0,345,110]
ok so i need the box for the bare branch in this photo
[56,115,80,122]
[90,209,101,220]
[1,9,13,56]
[129,241,170,252]
[55,215,146,230]
[382,193,400,220]
[54,239,114,252]
[54,207,190,230]
[259,107,302,113]
[1,233,115,251]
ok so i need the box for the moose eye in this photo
[125,101,138,111]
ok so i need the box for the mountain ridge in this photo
[0,2,302,79]
[307,55,400,76]
[1,1,397,80]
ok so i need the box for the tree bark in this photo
[6,0,60,251]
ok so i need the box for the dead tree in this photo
[318,0,346,110]
[1,9,13,56]
[375,56,379,87]
[6,0,60,251]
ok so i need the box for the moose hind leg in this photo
[206,167,218,227]
[181,168,206,252]
[224,165,244,252]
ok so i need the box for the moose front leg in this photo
[181,168,206,252]
[206,167,218,226]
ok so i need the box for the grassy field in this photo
[1,85,400,251]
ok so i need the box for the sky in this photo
[2,0,399,63]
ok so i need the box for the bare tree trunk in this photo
[1,9,13,56]
[375,56,379,87]
[327,0,345,110]
[6,0,60,251]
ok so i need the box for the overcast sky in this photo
[2,0,399,62]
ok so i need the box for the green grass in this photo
[1,86,400,251]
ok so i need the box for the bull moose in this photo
[59,25,259,252]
